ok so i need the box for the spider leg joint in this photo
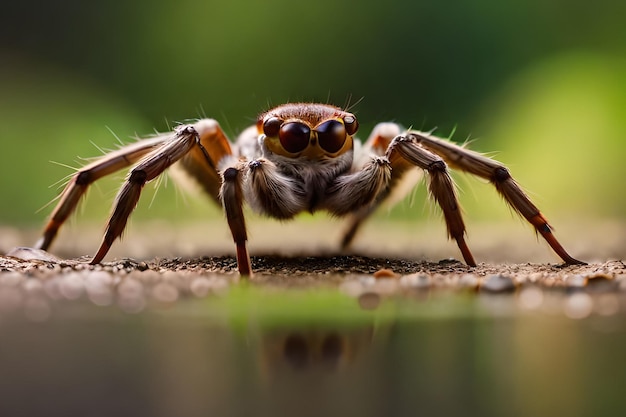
[222,167,239,181]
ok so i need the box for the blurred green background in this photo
[1,0,625,227]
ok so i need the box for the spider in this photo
[35,102,584,276]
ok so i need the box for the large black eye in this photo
[343,113,359,135]
[279,122,310,154]
[263,116,282,137]
[316,119,347,153]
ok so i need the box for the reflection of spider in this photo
[36,103,584,275]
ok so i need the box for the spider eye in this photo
[279,122,311,153]
[316,119,347,153]
[263,116,283,137]
[343,113,359,135]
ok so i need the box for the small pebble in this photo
[458,274,479,290]
[399,273,431,289]
[373,268,398,279]
[566,275,587,289]
[480,274,516,293]
[528,272,546,283]
[6,247,61,262]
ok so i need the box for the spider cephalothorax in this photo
[258,103,358,159]
[35,102,584,276]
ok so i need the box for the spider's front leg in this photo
[219,157,311,277]
[91,126,203,264]
[386,135,477,266]
[37,118,235,264]
[220,164,252,277]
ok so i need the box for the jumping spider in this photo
[36,103,584,275]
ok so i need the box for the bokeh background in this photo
[1,0,625,237]
[1,4,626,416]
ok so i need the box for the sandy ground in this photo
[0,218,624,319]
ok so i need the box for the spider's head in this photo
[257,103,358,160]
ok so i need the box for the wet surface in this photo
[1,221,625,417]
[1,256,626,417]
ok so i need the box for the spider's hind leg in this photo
[406,130,585,265]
